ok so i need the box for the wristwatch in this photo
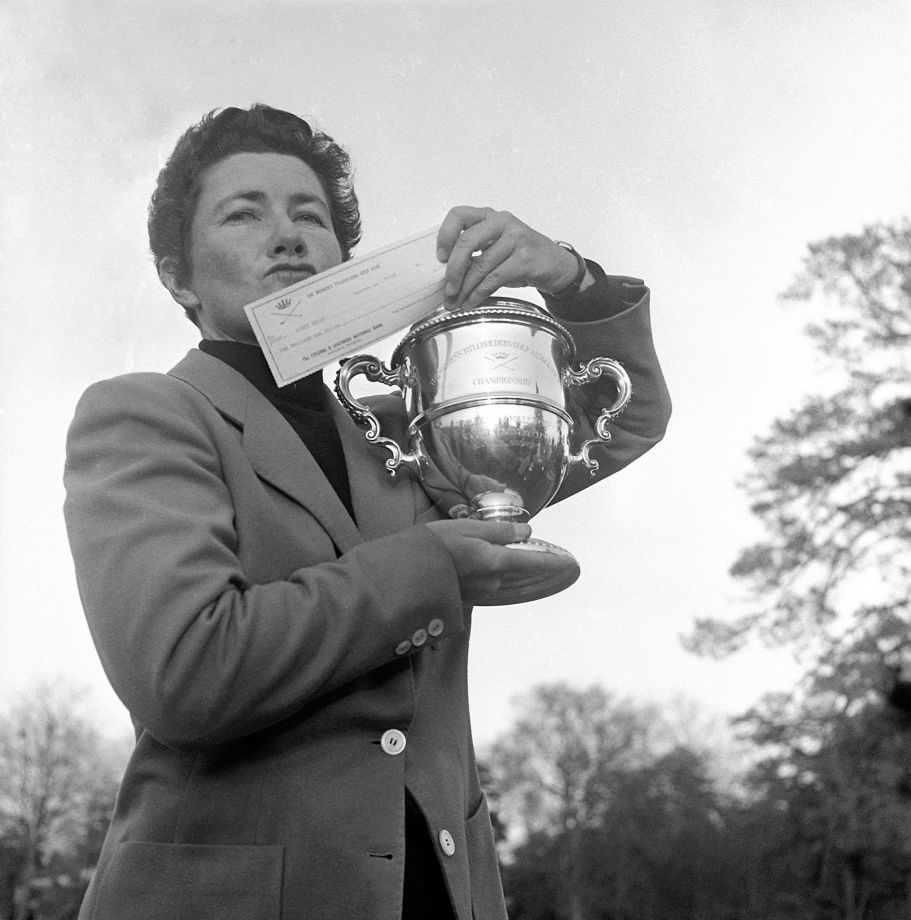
[551,241,587,297]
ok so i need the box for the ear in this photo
[158,257,201,313]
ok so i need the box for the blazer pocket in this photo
[90,841,283,920]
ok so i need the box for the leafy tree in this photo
[684,218,911,919]
[735,689,911,920]
[731,608,911,919]
[488,684,747,920]
[687,218,911,661]
[499,830,562,920]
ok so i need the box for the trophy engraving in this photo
[335,297,632,601]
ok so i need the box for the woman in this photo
[64,104,671,919]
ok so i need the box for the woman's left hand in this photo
[436,206,579,310]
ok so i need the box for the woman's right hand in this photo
[425,519,575,606]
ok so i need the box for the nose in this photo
[268,215,307,256]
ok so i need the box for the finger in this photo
[449,238,514,309]
[474,520,533,546]
[448,519,532,545]
[488,542,578,582]
[437,206,489,262]
[442,216,506,302]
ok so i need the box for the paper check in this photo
[245,226,445,387]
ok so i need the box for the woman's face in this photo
[178,152,343,344]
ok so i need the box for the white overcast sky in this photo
[1,0,909,747]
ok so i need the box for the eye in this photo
[294,211,327,227]
[224,209,259,223]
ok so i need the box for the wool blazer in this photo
[64,276,671,920]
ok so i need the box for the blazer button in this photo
[438,829,456,856]
[395,639,412,656]
[411,628,428,647]
[428,619,444,638]
[380,729,407,755]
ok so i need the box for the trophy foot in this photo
[478,538,581,606]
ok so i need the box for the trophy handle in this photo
[564,356,633,474]
[334,355,423,476]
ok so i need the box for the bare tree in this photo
[487,684,671,920]
[487,684,662,838]
[0,683,122,920]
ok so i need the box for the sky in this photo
[1,0,909,751]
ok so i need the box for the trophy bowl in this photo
[335,297,631,603]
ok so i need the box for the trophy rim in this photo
[391,297,576,367]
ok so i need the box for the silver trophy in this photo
[335,297,632,603]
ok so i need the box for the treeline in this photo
[484,682,911,920]
[4,677,911,920]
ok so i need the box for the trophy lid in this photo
[393,297,576,366]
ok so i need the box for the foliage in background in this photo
[487,683,746,920]
[486,681,911,920]
[488,220,911,920]
[687,219,911,660]
[693,218,911,919]
[0,684,123,920]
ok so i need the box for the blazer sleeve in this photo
[543,261,672,503]
[63,373,464,751]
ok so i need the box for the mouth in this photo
[267,264,314,284]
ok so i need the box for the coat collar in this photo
[168,349,416,551]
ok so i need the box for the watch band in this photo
[551,241,587,297]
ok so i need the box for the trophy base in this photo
[478,538,581,606]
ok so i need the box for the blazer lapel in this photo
[169,350,363,554]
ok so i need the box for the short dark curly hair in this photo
[148,104,361,307]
